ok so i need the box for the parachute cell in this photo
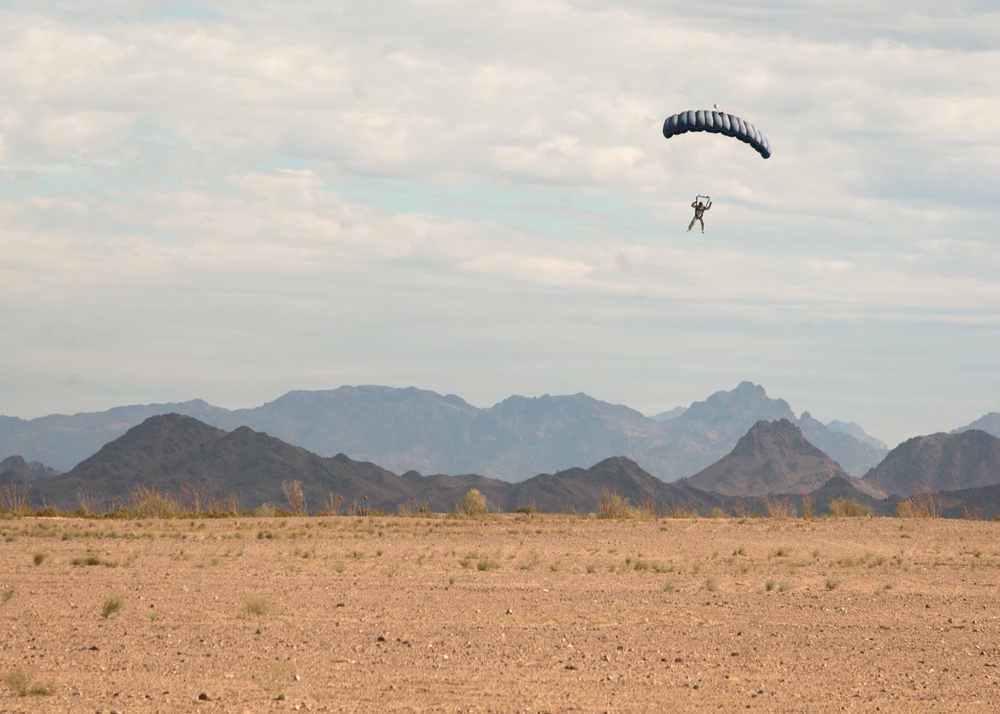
[662,109,771,159]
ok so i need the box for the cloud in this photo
[0,1,997,446]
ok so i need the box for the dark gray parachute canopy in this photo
[662,109,771,159]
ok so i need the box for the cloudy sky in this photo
[2,1,998,448]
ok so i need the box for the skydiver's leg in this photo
[687,217,697,232]
[700,217,705,233]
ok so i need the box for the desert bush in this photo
[3,667,56,697]
[763,496,794,519]
[125,484,180,519]
[963,505,983,521]
[32,552,46,566]
[801,494,815,519]
[396,498,433,517]
[513,499,537,515]
[322,492,344,516]
[598,489,636,519]
[896,492,941,519]
[282,480,307,515]
[829,497,872,518]
[456,489,489,517]
[0,483,31,516]
[75,489,104,516]
[177,483,241,516]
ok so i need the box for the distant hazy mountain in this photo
[0,382,886,481]
[862,430,1000,496]
[651,406,687,422]
[0,455,60,480]
[680,419,852,496]
[797,412,888,476]
[826,419,888,449]
[953,413,1000,439]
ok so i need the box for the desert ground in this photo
[2,513,1000,712]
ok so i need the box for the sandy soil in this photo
[2,514,1000,712]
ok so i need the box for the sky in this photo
[1,1,998,448]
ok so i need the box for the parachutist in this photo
[687,197,711,233]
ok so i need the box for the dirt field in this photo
[2,514,1000,712]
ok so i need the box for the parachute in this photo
[662,109,771,159]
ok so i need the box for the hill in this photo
[862,430,1000,496]
[0,455,60,480]
[0,414,746,516]
[680,419,853,496]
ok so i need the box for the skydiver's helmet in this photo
[697,201,704,207]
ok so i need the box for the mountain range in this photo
[0,381,898,480]
[5,412,1000,518]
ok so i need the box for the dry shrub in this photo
[0,482,31,516]
[179,484,241,516]
[125,485,180,518]
[282,480,307,515]
[962,505,983,521]
[763,496,793,520]
[75,489,106,516]
[829,497,872,518]
[322,492,344,516]
[896,492,941,518]
[396,498,433,517]
[801,494,815,519]
[598,489,636,519]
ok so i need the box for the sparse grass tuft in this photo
[825,577,840,590]
[476,558,499,571]
[244,593,271,615]
[32,552,46,566]
[100,595,124,619]
[3,667,56,697]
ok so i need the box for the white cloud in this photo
[0,0,998,447]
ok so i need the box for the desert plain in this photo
[2,513,1000,712]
